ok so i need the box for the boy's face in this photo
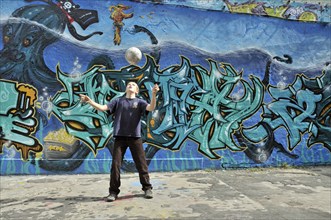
[126,82,139,94]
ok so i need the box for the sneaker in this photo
[144,189,153,199]
[104,193,117,202]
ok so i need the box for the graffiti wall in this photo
[0,0,330,175]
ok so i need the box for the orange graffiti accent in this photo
[10,84,37,114]
[0,139,42,161]
[17,84,37,105]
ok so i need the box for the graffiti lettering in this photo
[0,80,42,160]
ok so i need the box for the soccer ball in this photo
[125,47,142,65]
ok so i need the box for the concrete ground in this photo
[0,166,330,220]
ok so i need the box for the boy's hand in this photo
[79,94,91,103]
[152,83,160,95]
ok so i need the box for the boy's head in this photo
[125,81,139,95]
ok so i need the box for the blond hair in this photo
[126,81,139,94]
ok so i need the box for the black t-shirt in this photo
[107,96,148,137]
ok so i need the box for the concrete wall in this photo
[0,0,330,175]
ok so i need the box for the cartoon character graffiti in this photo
[109,4,134,45]
[24,0,103,40]
[0,0,105,170]
[0,0,103,93]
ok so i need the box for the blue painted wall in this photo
[0,0,330,175]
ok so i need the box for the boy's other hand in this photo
[79,94,91,103]
[152,84,160,94]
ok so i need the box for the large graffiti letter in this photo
[190,61,264,159]
[243,72,329,152]
[51,65,119,154]
[0,80,42,160]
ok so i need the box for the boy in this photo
[80,81,159,201]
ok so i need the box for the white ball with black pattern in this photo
[125,47,142,65]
